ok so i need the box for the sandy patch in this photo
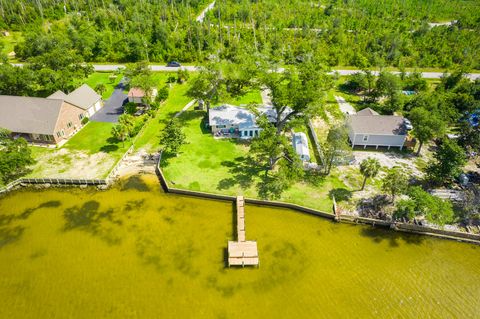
[353,151,423,177]
[28,148,116,179]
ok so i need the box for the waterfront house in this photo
[292,132,311,162]
[347,108,408,150]
[48,84,103,118]
[0,96,85,144]
[208,104,277,138]
[128,87,158,104]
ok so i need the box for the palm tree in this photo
[359,158,381,191]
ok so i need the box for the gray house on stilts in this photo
[347,108,408,150]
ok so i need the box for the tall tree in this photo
[427,139,467,185]
[261,60,332,134]
[382,167,408,201]
[0,129,35,184]
[409,107,446,155]
[359,158,381,191]
[159,118,186,155]
[323,124,351,175]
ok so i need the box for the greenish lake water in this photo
[0,175,479,318]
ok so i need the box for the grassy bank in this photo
[161,109,354,212]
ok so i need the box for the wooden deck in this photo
[227,196,259,267]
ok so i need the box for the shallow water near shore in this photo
[0,174,479,318]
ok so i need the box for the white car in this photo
[404,119,413,130]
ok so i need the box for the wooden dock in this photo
[227,196,259,267]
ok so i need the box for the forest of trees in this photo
[0,0,478,68]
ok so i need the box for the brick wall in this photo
[52,102,85,143]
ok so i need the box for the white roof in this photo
[293,132,310,157]
[209,104,277,129]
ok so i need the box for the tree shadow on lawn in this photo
[217,156,263,190]
[329,188,353,202]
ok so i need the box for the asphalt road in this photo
[11,63,480,80]
[92,65,480,80]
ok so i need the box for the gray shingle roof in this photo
[65,84,101,110]
[0,96,64,135]
[47,90,68,100]
[348,110,406,136]
[356,107,379,116]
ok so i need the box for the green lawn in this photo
[133,81,193,152]
[222,89,263,105]
[64,122,130,158]
[162,110,351,212]
[85,72,123,99]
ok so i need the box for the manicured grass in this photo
[162,110,351,212]
[133,81,193,152]
[222,89,263,105]
[64,122,130,158]
[85,72,123,99]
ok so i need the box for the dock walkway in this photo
[227,196,259,267]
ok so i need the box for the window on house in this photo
[67,122,73,128]
[56,132,61,138]
[79,114,83,120]
[61,130,65,136]
[363,135,369,142]
[217,125,226,129]
[255,130,259,136]
[249,130,253,137]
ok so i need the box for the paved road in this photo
[12,63,480,80]
[90,78,127,123]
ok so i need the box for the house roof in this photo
[47,90,68,100]
[128,87,145,98]
[292,132,310,157]
[0,96,64,135]
[208,104,277,129]
[348,110,406,136]
[356,107,379,116]
[64,84,101,110]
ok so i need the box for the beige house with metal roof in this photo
[49,84,103,117]
[347,108,408,150]
[0,84,101,144]
[0,96,85,144]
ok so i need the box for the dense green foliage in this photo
[1,0,478,68]
[382,167,408,201]
[427,139,467,185]
[159,118,187,154]
[0,129,35,184]
[0,53,92,96]
[394,186,454,226]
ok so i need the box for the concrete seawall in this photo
[156,153,480,245]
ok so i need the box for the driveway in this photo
[90,78,127,123]
[335,96,356,114]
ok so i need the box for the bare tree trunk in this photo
[416,140,423,156]
[361,176,367,190]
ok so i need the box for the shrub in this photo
[81,117,89,125]
[124,102,137,115]
[157,85,169,102]
[150,102,160,110]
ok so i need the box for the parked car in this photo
[167,61,181,67]
[404,118,413,130]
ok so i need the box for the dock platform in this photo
[227,196,259,267]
